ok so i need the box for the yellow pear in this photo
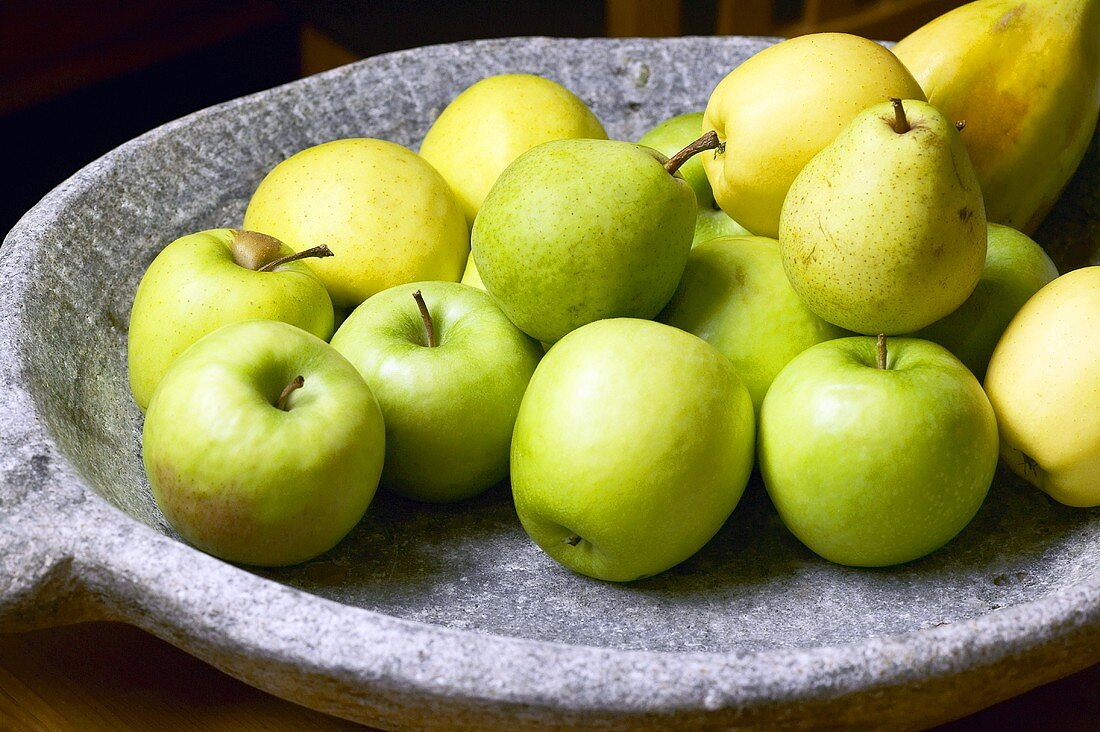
[702,33,925,238]
[894,0,1100,234]
[419,74,607,227]
[460,255,485,290]
[779,99,986,335]
[984,266,1100,507]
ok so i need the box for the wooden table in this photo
[2,622,1097,730]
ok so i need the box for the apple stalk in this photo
[664,130,722,176]
[276,375,305,410]
[412,290,437,347]
[877,334,888,370]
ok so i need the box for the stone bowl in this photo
[1,36,1099,731]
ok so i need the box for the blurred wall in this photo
[0,0,964,237]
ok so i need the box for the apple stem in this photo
[564,534,582,546]
[890,98,910,134]
[412,290,436,347]
[876,334,888,370]
[955,120,966,132]
[276,375,305,411]
[257,245,334,273]
[664,130,721,175]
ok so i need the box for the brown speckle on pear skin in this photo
[995,5,1025,32]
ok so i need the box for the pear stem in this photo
[257,245,334,272]
[564,534,582,546]
[890,98,910,134]
[276,375,305,411]
[413,290,436,347]
[955,120,966,132]
[664,130,721,175]
[876,334,888,370]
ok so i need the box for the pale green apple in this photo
[703,32,925,238]
[472,139,697,343]
[984,266,1100,507]
[128,228,334,411]
[759,336,999,567]
[779,99,986,334]
[419,73,607,226]
[243,138,468,310]
[143,319,385,566]
[659,235,847,412]
[331,281,542,502]
[911,223,1059,380]
[511,318,755,582]
[638,112,714,209]
[692,207,750,248]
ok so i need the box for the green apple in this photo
[703,32,925,238]
[779,99,986,334]
[419,73,607,227]
[910,223,1059,380]
[638,112,714,209]
[472,138,702,343]
[243,138,468,310]
[330,281,542,502]
[128,228,334,411]
[984,266,1100,507]
[143,319,385,566]
[511,318,756,582]
[693,207,750,248]
[759,336,999,567]
[659,235,847,412]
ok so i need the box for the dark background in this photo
[0,0,967,239]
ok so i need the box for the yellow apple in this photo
[702,33,925,238]
[244,138,468,310]
[984,266,1100,506]
[419,73,607,227]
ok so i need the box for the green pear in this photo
[419,74,607,227]
[779,98,987,335]
[910,223,1059,380]
[472,138,704,344]
[636,112,752,247]
[638,112,714,209]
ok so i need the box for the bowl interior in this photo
[13,36,1100,654]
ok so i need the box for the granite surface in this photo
[2,36,1099,730]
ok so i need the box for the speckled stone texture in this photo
[1,36,1099,731]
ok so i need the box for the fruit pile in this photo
[129,0,1100,581]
